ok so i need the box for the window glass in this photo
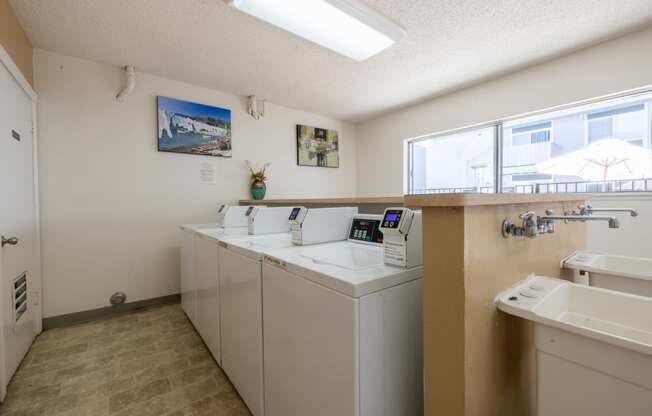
[407,92,652,195]
[503,95,651,193]
[588,118,612,143]
[531,130,551,143]
[410,126,495,194]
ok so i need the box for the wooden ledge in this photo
[403,193,587,207]
[239,196,405,205]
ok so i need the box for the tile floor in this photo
[0,303,251,416]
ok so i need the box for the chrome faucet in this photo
[539,210,620,229]
[576,204,638,217]
[502,209,620,239]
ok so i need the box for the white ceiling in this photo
[10,0,652,121]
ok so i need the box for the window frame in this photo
[405,86,652,195]
[406,122,502,194]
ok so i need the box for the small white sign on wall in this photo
[199,162,217,185]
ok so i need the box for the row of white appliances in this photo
[218,206,356,416]
[180,204,424,416]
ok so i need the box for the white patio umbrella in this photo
[535,138,652,181]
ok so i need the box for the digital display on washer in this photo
[245,206,255,216]
[349,218,383,243]
[288,207,301,221]
[218,204,225,213]
[382,210,403,229]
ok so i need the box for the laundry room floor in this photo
[0,303,250,416]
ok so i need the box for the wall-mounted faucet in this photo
[539,211,620,229]
[576,204,638,217]
[502,209,620,239]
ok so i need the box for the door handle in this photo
[1,236,18,247]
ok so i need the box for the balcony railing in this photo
[413,186,495,194]
[413,178,652,194]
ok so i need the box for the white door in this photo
[194,234,220,362]
[220,247,263,416]
[0,60,38,397]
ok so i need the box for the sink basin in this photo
[563,251,652,297]
[497,275,652,416]
[498,275,652,356]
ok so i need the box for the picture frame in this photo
[296,124,339,168]
[157,96,232,157]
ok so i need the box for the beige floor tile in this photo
[0,304,251,416]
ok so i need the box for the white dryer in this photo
[219,206,361,416]
[262,209,423,416]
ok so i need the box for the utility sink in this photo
[563,251,652,297]
[497,275,652,416]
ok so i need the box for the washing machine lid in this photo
[220,233,294,260]
[180,223,220,232]
[195,226,249,242]
[264,242,423,298]
[298,244,382,271]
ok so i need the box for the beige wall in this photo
[422,201,586,416]
[0,0,32,85]
[355,26,652,197]
[35,49,358,318]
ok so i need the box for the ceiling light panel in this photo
[229,0,405,61]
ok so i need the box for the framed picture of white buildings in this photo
[157,96,232,157]
[296,124,339,168]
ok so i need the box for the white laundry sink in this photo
[563,251,652,297]
[496,275,652,416]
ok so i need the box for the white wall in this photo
[356,27,652,197]
[586,195,652,258]
[35,49,357,318]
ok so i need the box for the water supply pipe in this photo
[116,65,136,102]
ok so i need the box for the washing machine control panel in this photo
[379,208,422,268]
[348,216,383,244]
[381,209,404,229]
[288,207,302,221]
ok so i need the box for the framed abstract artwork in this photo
[296,124,339,168]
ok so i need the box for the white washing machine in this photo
[262,208,423,416]
[179,223,221,326]
[219,207,362,416]
[179,204,258,359]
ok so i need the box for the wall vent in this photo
[13,272,27,323]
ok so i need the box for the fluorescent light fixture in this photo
[228,0,405,61]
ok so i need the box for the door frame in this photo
[0,45,42,338]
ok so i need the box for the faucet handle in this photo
[545,209,554,216]
[519,211,536,220]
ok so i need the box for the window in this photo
[409,126,496,194]
[512,122,552,146]
[587,104,646,146]
[407,90,652,194]
[587,117,613,142]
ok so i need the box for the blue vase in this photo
[251,181,266,200]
